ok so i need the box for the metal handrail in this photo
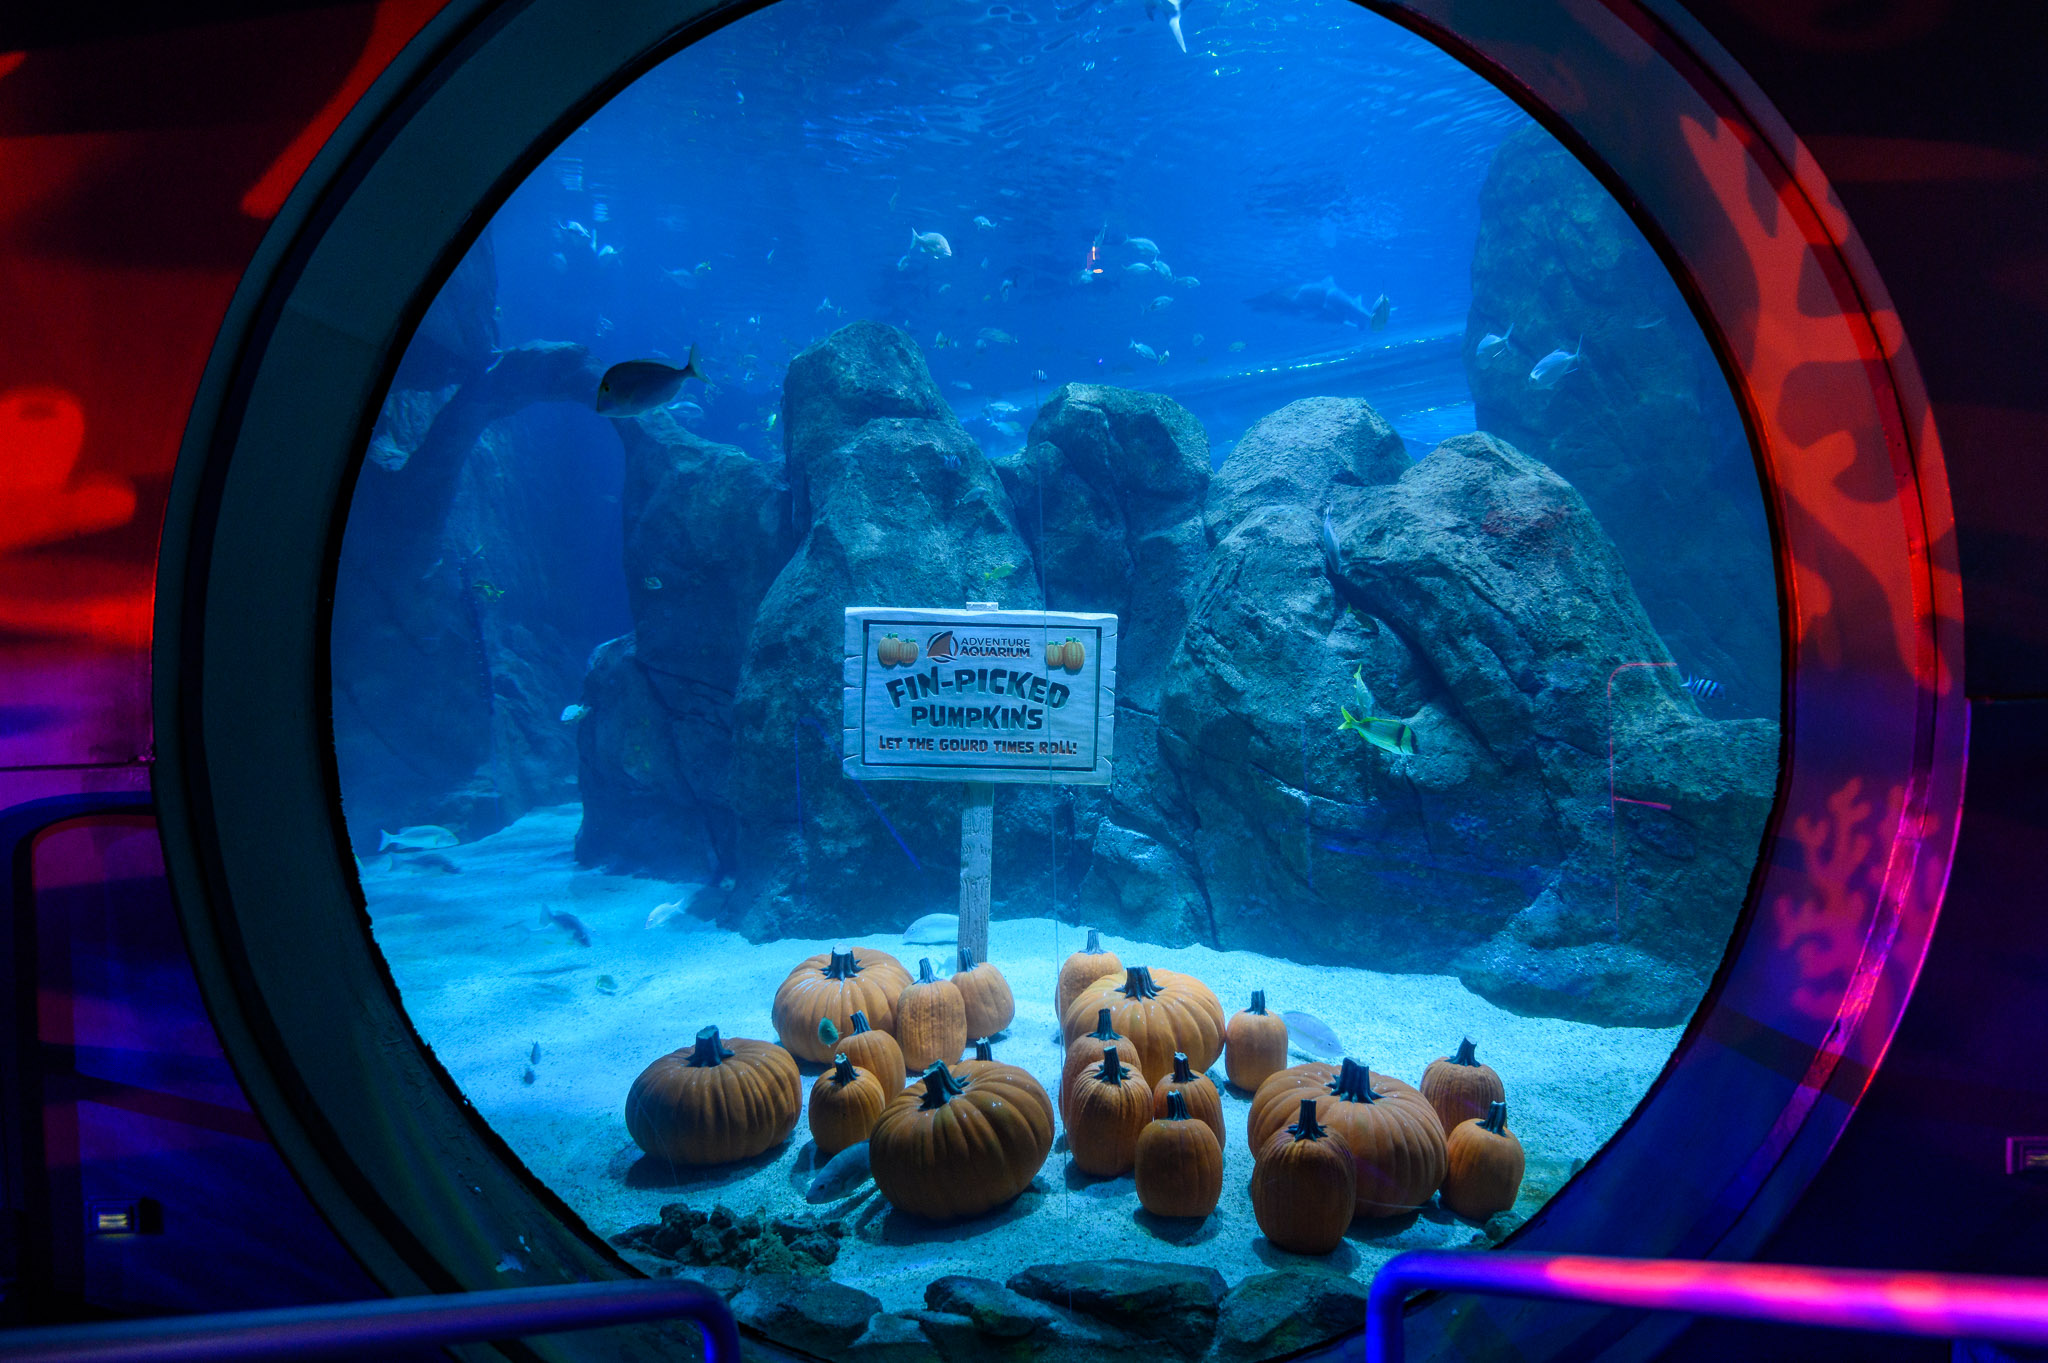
[1366,1251,2048,1363]
[0,1278,738,1362]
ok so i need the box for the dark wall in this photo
[1657,2,2048,1358]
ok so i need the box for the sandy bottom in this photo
[360,804,1682,1310]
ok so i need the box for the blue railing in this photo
[1367,1251,2048,1363]
[0,1278,738,1362]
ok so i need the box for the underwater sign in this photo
[843,606,1118,785]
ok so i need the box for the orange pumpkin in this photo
[1062,965,1225,1082]
[1420,1038,1505,1135]
[900,635,920,665]
[1250,1097,1356,1254]
[1225,989,1289,1094]
[1055,928,1123,1022]
[1249,1058,1448,1218]
[1066,1044,1153,1177]
[879,635,901,666]
[773,946,911,1062]
[625,1026,800,1166]
[1044,639,1064,669]
[1152,1051,1225,1148]
[958,1037,1052,1129]
[1060,1006,1131,1121]
[823,1010,905,1095]
[1061,638,1085,672]
[954,947,1016,1039]
[869,1060,1052,1222]
[1135,1090,1222,1219]
[808,1054,885,1155]
[896,957,967,1074]
[1442,1101,1525,1221]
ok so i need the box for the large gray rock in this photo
[1209,1268,1369,1362]
[1006,1260,1225,1357]
[718,321,1045,937]
[730,1273,883,1358]
[925,1276,1060,1338]
[1465,124,1776,711]
[575,414,795,877]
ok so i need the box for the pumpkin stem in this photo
[830,1053,860,1085]
[1287,1097,1329,1141]
[1329,1057,1381,1103]
[958,946,978,972]
[1095,1045,1129,1085]
[1086,1007,1121,1043]
[1084,927,1103,955]
[918,957,938,983]
[689,1026,734,1068]
[823,947,862,980]
[1453,1037,1479,1067]
[849,1010,873,1034]
[1118,965,1162,1000]
[973,1037,994,1061]
[1248,989,1268,1015]
[1165,1089,1191,1122]
[817,1016,840,1046]
[1481,1100,1509,1135]
[917,1062,967,1110]
[1171,1051,1195,1084]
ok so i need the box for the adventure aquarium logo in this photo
[873,628,1035,667]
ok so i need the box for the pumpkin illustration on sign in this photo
[878,634,900,666]
[1061,638,1085,672]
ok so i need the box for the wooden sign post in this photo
[842,604,1118,974]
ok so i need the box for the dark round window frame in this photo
[151,1,1966,1360]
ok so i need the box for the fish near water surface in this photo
[595,345,707,416]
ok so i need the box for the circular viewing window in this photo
[329,0,1779,1354]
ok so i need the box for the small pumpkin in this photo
[1135,1089,1222,1218]
[625,1025,800,1166]
[900,635,920,666]
[954,947,1016,1039]
[879,634,901,666]
[1420,1037,1505,1135]
[1062,638,1085,672]
[870,1060,1052,1222]
[808,1053,885,1155]
[1249,1058,1448,1218]
[1442,1100,1525,1221]
[1152,1050,1225,1148]
[1055,928,1123,1022]
[1061,964,1225,1082]
[822,1010,905,1095]
[895,956,967,1073]
[773,946,911,1062]
[1250,1097,1357,1254]
[959,1037,1052,1128]
[1066,1044,1153,1177]
[1225,989,1290,1094]
[1045,639,1064,669]
[1059,1006,1130,1120]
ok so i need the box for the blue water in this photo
[491,0,1527,460]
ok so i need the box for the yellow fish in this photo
[1338,706,1417,756]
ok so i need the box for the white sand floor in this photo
[359,804,1683,1310]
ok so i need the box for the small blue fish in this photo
[1476,322,1514,359]
[1684,676,1723,701]
[596,345,707,416]
[1339,706,1417,756]
[806,1140,873,1202]
[1529,335,1583,388]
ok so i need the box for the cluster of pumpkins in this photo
[622,933,1524,1246]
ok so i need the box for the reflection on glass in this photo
[331,1,1779,1357]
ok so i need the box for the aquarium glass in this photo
[332,0,1782,1357]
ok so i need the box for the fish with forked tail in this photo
[596,345,707,416]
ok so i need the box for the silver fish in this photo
[806,1140,873,1202]
[560,703,591,723]
[1529,335,1583,388]
[1281,1010,1343,1059]
[1123,262,1155,276]
[596,345,707,416]
[543,908,591,947]
[1123,235,1160,260]
[912,228,953,259]
[1476,322,1514,359]
[902,912,959,945]
[379,825,457,852]
[974,215,995,231]
[1146,295,1174,313]
[1369,293,1391,331]
[1129,339,1158,363]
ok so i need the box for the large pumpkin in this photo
[1442,1101,1525,1221]
[1061,965,1224,1082]
[1224,989,1289,1094]
[1249,1058,1448,1218]
[822,1010,905,1095]
[1250,1097,1356,1254]
[870,1060,1052,1222]
[625,1026,800,1166]
[958,1037,1052,1129]
[808,1054,885,1156]
[896,957,967,1073]
[1135,1090,1222,1219]
[773,946,911,1062]
[1066,1044,1153,1177]
[954,947,1016,1039]
[1420,1038,1506,1135]
[1152,1051,1225,1148]
[1055,928,1123,1023]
